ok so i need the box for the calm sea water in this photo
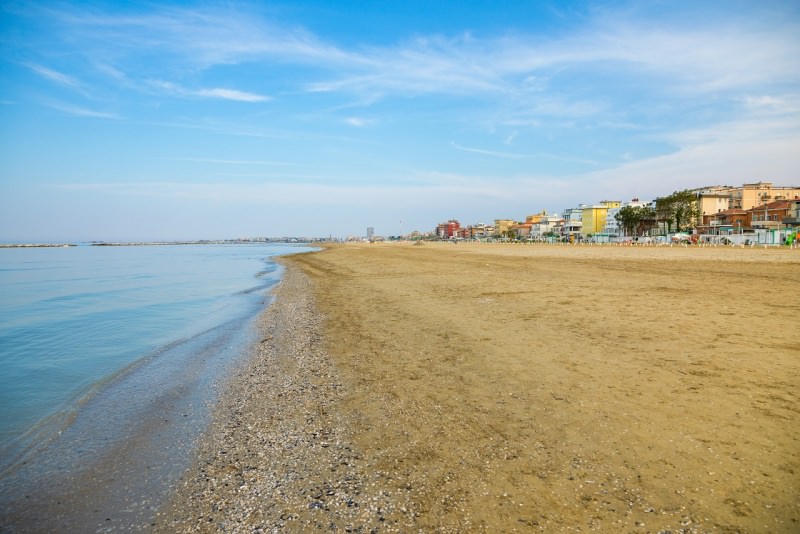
[0,243,308,468]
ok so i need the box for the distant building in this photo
[367,227,375,240]
[748,200,793,231]
[493,219,516,236]
[561,206,585,241]
[604,199,651,238]
[562,206,585,221]
[702,208,749,235]
[465,223,494,238]
[695,189,731,221]
[783,200,800,233]
[732,182,800,209]
[524,211,548,225]
[436,219,461,239]
[695,182,800,222]
[530,212,564,239]
[581,200,620,238]
[510,222,532,238]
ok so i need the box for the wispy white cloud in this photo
[45,4,360,70]
[26,63,97,100]
[194,88,270,102]
[451,141,601,166]
[26,63,82,88]
[11,3,800,233]
[575,127,800,203]
[45,101,119,119]
[739,94,800,115]
[94,63,128,82]
[31,4,800,109]
[451,141,529,159]
[345,117,374,127]
[666,104,800,147]
[300,18,800,102]
[149,80,269,102]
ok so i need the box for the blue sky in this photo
[1,1,798,241]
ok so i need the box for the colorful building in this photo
[581,200,621,237]
[494,219,517,236]
[747,200,793,231]
[436,219,461,239]
[695,182,800,217]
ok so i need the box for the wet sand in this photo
[157,243,799,532]
[0,308,260,533]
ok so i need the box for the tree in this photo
[655,190,701,233]
[614,205,655,236]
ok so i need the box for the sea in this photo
[0,242,313,531]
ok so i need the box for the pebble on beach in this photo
[155,263,416,533]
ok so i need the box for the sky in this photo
[1,0,799,241]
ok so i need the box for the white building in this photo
[561,205,585,240]
[530,213,565,239]
[605,199,652,238]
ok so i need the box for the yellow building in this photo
[694,183,800,226]
[494,219,516,235]
[581,201,620,237]
[696,191,730,219]
[524,210,548,225]
[732,182,800,209]
[697,182,800,213]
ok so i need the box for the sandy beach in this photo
[157,243,799,532]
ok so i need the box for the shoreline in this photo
[155,255,407,531]
[0,246,294,533]
[0,310,263,533]
[157,243,799,532]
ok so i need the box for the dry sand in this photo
[157,243,799,533]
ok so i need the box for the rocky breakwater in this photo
[155,261,417,532]
[0,243,76,248]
